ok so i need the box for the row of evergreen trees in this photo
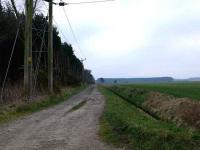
[0,2,95,92]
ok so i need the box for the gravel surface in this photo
[0,85,122,150]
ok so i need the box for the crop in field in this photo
[122,82,200,101]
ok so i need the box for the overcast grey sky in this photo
[17,0,200,79]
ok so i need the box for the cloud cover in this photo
[28,0,200,78]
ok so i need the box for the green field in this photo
[98,86,200,150]
[119,82,200,101]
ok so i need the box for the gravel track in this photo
[0,85,121,150]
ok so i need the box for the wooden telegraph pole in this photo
[24,0,33,100]
[44,0,114,93]
[48,1,53,93]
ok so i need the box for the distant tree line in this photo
[97,77,174,84]
[0,3,94,91]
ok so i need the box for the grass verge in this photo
[0,85,86,123]
[98,86,200,150]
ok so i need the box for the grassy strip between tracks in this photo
[98,86,200,150]
[0,85,86,123]
[67,100,87,113]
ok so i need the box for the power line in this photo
[0,25,20,102]
[53,18,69,42]
[32,12,49,50]
[43,0,86,59]
[53,16,86,60]
[59,0,115,6]
[33,14,48,93]
[32,27,49,33]
[42,0,69,43]
[62,7,85,58]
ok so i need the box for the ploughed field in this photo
[98,83,200,150]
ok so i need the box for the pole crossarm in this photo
[43,0,57,5]
[43,0,115,6]
[62,0,115,5]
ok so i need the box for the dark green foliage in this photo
[0,5,94,95]
[0,4,23,83]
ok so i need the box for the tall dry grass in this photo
[0,80,47,105]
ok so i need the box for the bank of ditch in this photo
[98,86,200,150]
[109,85,200,130]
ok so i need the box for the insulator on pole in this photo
[59,2,65,6]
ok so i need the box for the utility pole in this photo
[24,0,33,100]
[48,1,53,93]
[0,0,2,13]
[44,0,114,93]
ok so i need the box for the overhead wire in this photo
[66,0,115,5]
[0,25,20,102]
[62,7,86,59]
[42,0,69,43]
[42,0,85,59]
[59,0,116,60]
[25,2,51,96]
[31,2,49,51]
[32,18,48,93]
[0,0,104,101]
[0,3,25,102]
[53,18,69,42]
[32,20,48,50]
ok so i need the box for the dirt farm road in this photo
[0,86,122,150]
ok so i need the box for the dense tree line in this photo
[0,3,94,92]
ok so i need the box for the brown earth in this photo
[143,92,200,130]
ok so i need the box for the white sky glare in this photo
[42,0,200,78]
